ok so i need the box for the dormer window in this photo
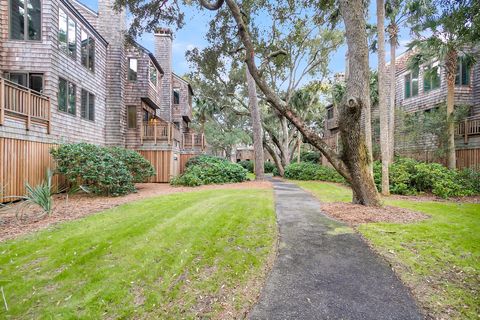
[10,0,41,40]
[404,68,419,99]
[149,62,158,86]
[327,107,334,119]
[173,89,180,105]
[455,57,471,86]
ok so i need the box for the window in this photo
[423,66,440,92]
[81,30,95,72]
[327,107,334,119]
[6,72,44,93]
[127,106,137,128]
[149,62,157,86]
[128,58,138,81]
[10,0,41,40]
[58,77,76,115]
[173,89,180,104]
[455,57,471,86]
[59,9,76,58]
[404,69,419,98]
[81,89,95,121]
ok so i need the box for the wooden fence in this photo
[456,148,480,171]
[180,154,197,174]
[0,138,59,202]
[137,150,176,183]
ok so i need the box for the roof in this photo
[132,41,165,75]
[61,0,108,47]
[173,73,194,96]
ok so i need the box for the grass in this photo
[293,180,480,319]
[0,189,276,319]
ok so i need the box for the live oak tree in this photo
[118,0,382,206]
[407,0,479,169]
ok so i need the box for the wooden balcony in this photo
[141,121,181,145]
[456,116,480,144]
[0,77,51,133]
[182,133,205,150]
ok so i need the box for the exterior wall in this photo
[154,30,173,122]
[0,0,108,145]
[172,74,193,134]
[70,0,98,28]
[137,149,180,182]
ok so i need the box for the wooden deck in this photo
[0,77,51,133]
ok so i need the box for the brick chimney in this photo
[97,0,127,146]
[154,28,173,122]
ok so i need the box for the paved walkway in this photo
[249,179,423,320]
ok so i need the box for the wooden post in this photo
[140,121,143,145]
[191,133,195,148]
[26,89,31,131]
[154,121,157,145]
[0,79,4,126]
[167,123,171,145]
[464,119,468,144]
[182,133,185,149]
[47,98,51,134]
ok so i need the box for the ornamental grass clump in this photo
[171,155,247,187]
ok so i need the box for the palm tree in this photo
[377,0,390,195]
[407,0,479,169]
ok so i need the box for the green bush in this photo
[264,161,276,174]
[51,143,154,196]
[171,155,248,187]
[107,147,155,183]
[300,151,321,163]
[284,162,345,183]
[374,157,479,198]
[238,160,254,173]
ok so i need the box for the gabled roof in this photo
[173,73,194,96]
[60,0,108,47]
[131,41,165,75]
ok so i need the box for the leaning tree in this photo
[117,0,382,206]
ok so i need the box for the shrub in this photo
[238,160,254,173]
[284,162,345,183]
[300,151,321,163]
[51,143,153,196]
[23,169,54,215]
[107,147,155,183]
[374,157,479,198]
[171,155,248,187]
[264,161,276,174]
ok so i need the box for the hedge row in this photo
[238,160,276,174]
[283,162,345,183]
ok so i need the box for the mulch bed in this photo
[0,181,272,242]
[321,202,429,226]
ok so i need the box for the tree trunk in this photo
[338,0,381,206]
[246,67,265,180]
[297,135,301,163]
[281,116,290,166]
[224,0,381,206]
[264,140,284,176]
[377,0,390,195]
[445,48,457,169]
[388,23,398,163]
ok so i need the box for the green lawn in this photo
[0,189,276,319]
[294,180,480,319]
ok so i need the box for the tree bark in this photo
[224,0,381,206]
[246,66,265,180]
[338,0,381,205]
[388,23,398,163]
[264,139,285,176]
[377,0,390,195]
[445,48,457,169]
[281,116,290,166]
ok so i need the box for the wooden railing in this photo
[0,77,51,133]
[182,133,205,150]
[456,116,480,144]
[141,121,181,145]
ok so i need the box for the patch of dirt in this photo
[0,181,271,242]
[390,194,480,204]
[321,202,429,226]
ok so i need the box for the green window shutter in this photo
[405,74,411,98]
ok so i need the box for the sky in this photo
[81,0,412,79]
